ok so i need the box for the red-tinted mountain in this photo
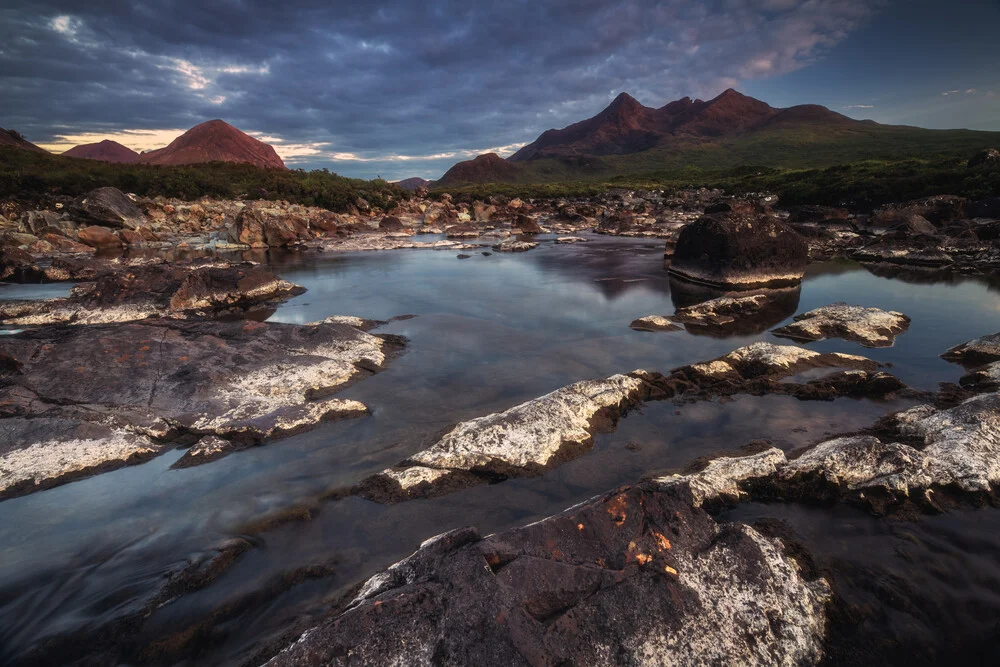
[0,128,48,153]
[63,140,140,163]
[437,153,522,186]
[396,177,432,191]
[510,89,859,161]
[137,120,285,169]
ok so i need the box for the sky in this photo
[1,0,998,180]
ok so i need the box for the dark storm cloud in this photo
[1,0,882,178]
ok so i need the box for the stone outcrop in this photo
[0,261,303,325]
[772,303,911,348]
[269,483,830,667]
[0,317,403,498]
[669,212,808,288]
[942,332,1000,364]
[357,371,662,503]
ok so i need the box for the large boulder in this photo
[70,187,145,229]
[871,195,967,227]
[378,216,405,232]
[77,225,122,250]
[0,246,45,282]
[513,213,543,234]
[269,484,830,666]
[669,213,808,289]
[227,208,309,248]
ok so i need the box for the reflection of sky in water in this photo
[3,239,1000,663]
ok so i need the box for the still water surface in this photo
[2,235,1000,664]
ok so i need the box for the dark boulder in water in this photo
[669,213,808,289]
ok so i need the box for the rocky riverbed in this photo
[3,186,1000,666]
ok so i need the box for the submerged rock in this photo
[270,482,830,667]
[0,261,303,325]
[772,303,911,348]
[0,317,402,498]
[669,213,808,289]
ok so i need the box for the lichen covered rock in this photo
[772,303,911,348]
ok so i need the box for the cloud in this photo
[843,104,874,109]
[1,0,884,179]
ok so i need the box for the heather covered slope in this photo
[0,128,47,153]
[440,90,1000,185]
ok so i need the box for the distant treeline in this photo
[439,158,1000,211]
[0,147,408,212]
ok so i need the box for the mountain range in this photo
[0,120,286,170]
[438,89,1000,185]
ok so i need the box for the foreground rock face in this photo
[0,318,401,498]
[669,213,808,288]
[357,372,662,502]
[772,303,911,348]
[0,260,302,325]
[269,483,831,667]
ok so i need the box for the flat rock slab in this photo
[494,240,538,252]
[269,482,830,666]
[772,303,911,348]
[0,260,303,326]
[943,331,1000,364]
[357,371,663,502]
[0,318,401,498]
[672,293,770,326]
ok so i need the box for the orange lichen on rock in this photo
[605,493,628,525]
[651,530,672,551]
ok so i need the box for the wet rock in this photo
[378,216,405,232]
[514,213,543,234]
[44,233,96,255]
[850,241,953,267]
[494,239,537,252]
[172,435,231,468]
[22,210,73,235]
[77,225,123,249]
[444,223,479,238]
[356,371,662,503]
[779,392,1000,509]
[671,294,771,327]
[772,303,911,348]
[555,236,588,244]
[70,187,145,229]
[655,447,788,508]
[0,246,45,282]
[0,317,400,497]
[942,332,1000,364]
[629,315,681,332]
[270,483,830,667]
[669,213,808,289]
[0,417,163,499]
[958,362,1000,392]
[0,261,304,325]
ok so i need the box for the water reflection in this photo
[3,241,1000,664]
[668,276,801,338]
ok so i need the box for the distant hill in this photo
[64,139,139,163]
[438,89,1000,185]
[438,153,522,186]
[0,128,47,153]
[137,120,286,169]
[396,177,432,191]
